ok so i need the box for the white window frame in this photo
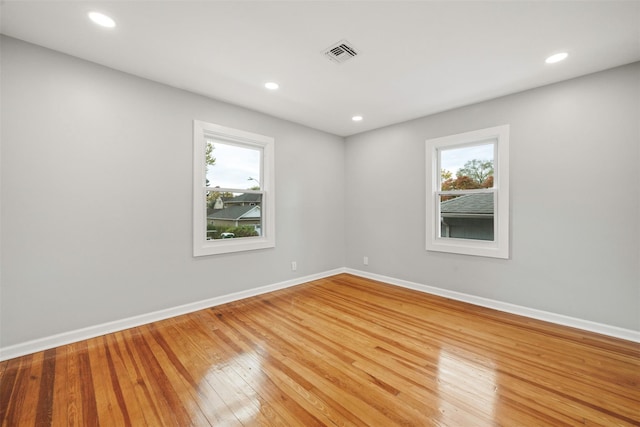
[193,120,275,256]
[425,125,509,259]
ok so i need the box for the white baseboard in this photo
[0,268,345,361]
[345,268,640,343]
[2,266,637,361]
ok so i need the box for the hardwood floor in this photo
[1,273,639,426]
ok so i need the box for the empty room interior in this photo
[1,1,639,426]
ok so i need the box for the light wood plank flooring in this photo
[1,273,639,426]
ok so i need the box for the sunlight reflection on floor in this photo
[198,352,265,424]
[436,347,497,425]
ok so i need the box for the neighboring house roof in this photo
[208,205,260,220]
[441,193,493,217]
[223,193,261,204]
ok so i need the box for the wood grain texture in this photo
[1,273,638,426]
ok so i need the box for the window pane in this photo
[440,142,494,191]
[206,140,261,189]
[206,192,262,240]
[440,193,494,241]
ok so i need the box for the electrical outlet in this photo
[363,256,369,265]
[291,261,297,271]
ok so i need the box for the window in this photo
[426,125,509,258]
[193,120,275,256]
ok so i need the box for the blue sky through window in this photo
[206,140,261,190]
[440,142,494,177]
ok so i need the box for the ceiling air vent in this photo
[323,40,359,64]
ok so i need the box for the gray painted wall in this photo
[2,36,638,351]
[345,62,640,331]
[1,37,345,347]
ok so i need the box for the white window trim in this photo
[193,120,275,256]
[425,125,510,259]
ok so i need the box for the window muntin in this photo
[426,125,509,258]
[194,121,275,256]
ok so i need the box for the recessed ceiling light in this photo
[88,11,116,28]
[545,52,568,64]
[352,115,363,122]
[264,82,279,90]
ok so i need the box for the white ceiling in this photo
[2,1,639,136]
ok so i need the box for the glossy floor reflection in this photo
[437,348,497,424]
